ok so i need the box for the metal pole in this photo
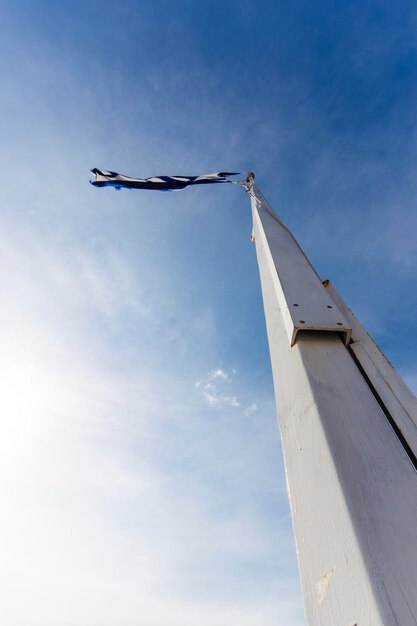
[249,178,417,625]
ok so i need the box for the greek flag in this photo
[90,169,239,191]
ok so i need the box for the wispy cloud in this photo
[196,371,261,417]
[196,368,241,408]
[244,402,258,416]
[209,368,230,380]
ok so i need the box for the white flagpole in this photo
[248,175,417,625]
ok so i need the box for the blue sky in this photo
[1,1,417,624]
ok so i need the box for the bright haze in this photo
[1,2,416,625]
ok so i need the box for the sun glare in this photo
[0,341,52,472]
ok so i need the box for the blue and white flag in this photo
[90,168,239,191]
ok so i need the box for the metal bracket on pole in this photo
[249,182,352,347]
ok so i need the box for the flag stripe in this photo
[90,169,239,191]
